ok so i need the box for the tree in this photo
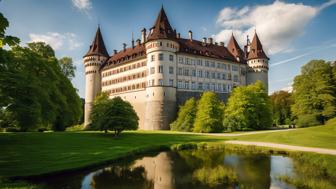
[90,94,139,136]
[58,57,76,80]
[224,81,272,131]
[270,90,293,125]
[170,97,197,131]
[0,12,20,48]
[292,60,336,126]
[193,92,224,133]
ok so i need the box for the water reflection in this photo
[76,150,295,189]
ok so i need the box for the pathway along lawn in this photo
[0,131,224,178]
[229,123,336,149]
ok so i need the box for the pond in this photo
[31,149,329,189]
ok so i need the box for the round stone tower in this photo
[83,27,109,128]
[246,32,269,91]
[144,6,179,130]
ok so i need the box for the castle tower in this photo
[83,26,109,128]
[245,32,269,91]
[227,33,247,85]
[144,6,179,130]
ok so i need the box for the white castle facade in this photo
[83,7,269,130]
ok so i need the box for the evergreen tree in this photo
[193,92,224,133]
[292,60,336,126]
[170,97,197,131]
[224,81,272,131]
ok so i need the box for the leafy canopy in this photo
[90,94,139,135]
[170,97,197,132]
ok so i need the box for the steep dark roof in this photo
[146,6,176,41]
[247,33,269,60]
[101,44,146,70]
[84,27,109,57]
[178,38,238,62]
[227,34,245,63]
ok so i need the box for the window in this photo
[184,69,189,76]
[218,84,222,92]
[197,59,202,66]
[223,84,227,92]
[233,75,239,82]
[223,64,227,70]
[198,70,203,77]
[178,68,183,75]
[185,58,190,65]
[159,79,163,86]
[198,82,203,90]
[179,57,183,64]
[205,61,209,67]
[232,65,239,71]
[169,55,174,61]
[151,55,155,62]
[228,73,232,80]
[151,79,155,86]
[185,81,189,89]
[222,73,226,80]
[211,83,215,91]
[191,69,196,77]
[150,67,155,74]
[211,72,216,79]
[228,64,231,70]
[159,53,164,61]
[192,82,196,90]
[191,59,195,65]
[158,65,163,73]
[169,79,174,86]
[217,63,221,68]
[169,66,174,74]
[211,62,215,67]
[206,71,210,78]
[178,80,183,89]
[205,83,209,90]
[217,73,221,79]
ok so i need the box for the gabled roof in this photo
[84,26,109,57]
[227,34,245,63]
[146,6,176,41]
[247,33,269,60]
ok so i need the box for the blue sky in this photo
[1,0,336,97]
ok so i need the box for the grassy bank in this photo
[0,131,224,178]
[231,122,336,149]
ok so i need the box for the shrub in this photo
[296,114,321,127]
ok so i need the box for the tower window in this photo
[151,55,155,62]
[150,67,155,74]
[169,66,174,74]
[159,53,164,60]
[169,54,174,61]
[169,79,174,86]
[158,65,163,73]
[159,79,163,86]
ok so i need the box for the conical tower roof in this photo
[147,6,176,41]
[247,32,269,60]
[227,34,245,62]
[84,26,109,57]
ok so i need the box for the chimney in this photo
[131,40,135,49]
[123,43,127,51]
[188,30,193,41]
[202,37,206,43]
[220,42,224,46]
[176,33,181,39]
[208,37,213,44]
[136,39,141,46]
[141,28,146,44]
[114,50,118,54]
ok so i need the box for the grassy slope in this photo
[0,131,223,178]
[230,123,336,149]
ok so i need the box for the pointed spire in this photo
[147,6,176,41]
[247,32,269,60]
[84,26,109,57]
[227,34,244,62]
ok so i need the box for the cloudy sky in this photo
[1,0,336,96]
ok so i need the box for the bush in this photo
[296,114,321,127]
[5,127,20,132]
[170,98,197,132]
[65,124,84,131]
[326,117,336,126]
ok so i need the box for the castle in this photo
[83,7,269,130]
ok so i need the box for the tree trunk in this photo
[104,129,107,133]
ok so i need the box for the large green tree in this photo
[58,57,76,80]
[170,97,197,132]
[270,90,293,125]
[292,60,336,127]
[224,81,272,131]
[193,92,224,133]
[90,94,139,136]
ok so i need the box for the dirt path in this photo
[180,128,297,136]
[225,141,336,156]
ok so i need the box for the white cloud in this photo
[214,0,336,55]
[29,32,82,51]
[71,0,92,11]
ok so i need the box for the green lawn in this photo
[230,123,336,149]
[0,121,335,181]
[0,131,224,178]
